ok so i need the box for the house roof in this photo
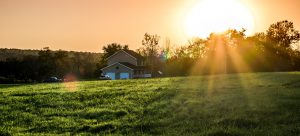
[101,62,146,71]
[107,49,144,61]
[122,50,144,60]
[119,62,146,70]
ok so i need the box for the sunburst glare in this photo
[184,0,255,38]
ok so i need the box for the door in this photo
[120,73,129,79]
[106,72,115,80]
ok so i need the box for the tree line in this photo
[101,20,300,77]
[0,20,300,83]
[161,20,300,76]
[0,47,100,83]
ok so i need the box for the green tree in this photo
[267,20,300,48]
[53,50,69,77]
[204,29,249,74]
[263,21,300,71]
[138,33,160,75]
[140,33,160,57]
[38,47,55,80]
[102,43,128,62]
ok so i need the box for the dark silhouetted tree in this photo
[38,47,55,80]
[267,20,300,48]
[137,33,160,75]
[101,43,128,62]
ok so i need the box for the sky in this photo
[0,0,300,52]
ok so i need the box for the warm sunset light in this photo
[1,0,300,135]
[184,0,255,38]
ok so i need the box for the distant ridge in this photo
[0,48,102,61]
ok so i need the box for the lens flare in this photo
[159,51,171,62]
[62,73,78,92]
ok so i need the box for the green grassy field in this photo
[0,72,300,135]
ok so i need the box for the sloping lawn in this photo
[0,72,300,135]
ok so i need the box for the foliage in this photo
[0,72,300,135]
[0,48,39,61]
[139,33,160,57]
[266,20,300,48]
[138,33,161,75]
[101,43,129,62]
[162,20,300,76]
[0,48,101,83]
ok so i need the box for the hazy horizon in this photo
[1,0,300,52]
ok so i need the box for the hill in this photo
[0,72,299,135]
[0,48,39,61]
[0,48,101,61]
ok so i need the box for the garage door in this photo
[120,73,129,79]
[106,72,115,80]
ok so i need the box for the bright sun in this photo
[184,0,255,38]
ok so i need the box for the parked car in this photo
[99,75,111,80]
[43,77,62,83]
